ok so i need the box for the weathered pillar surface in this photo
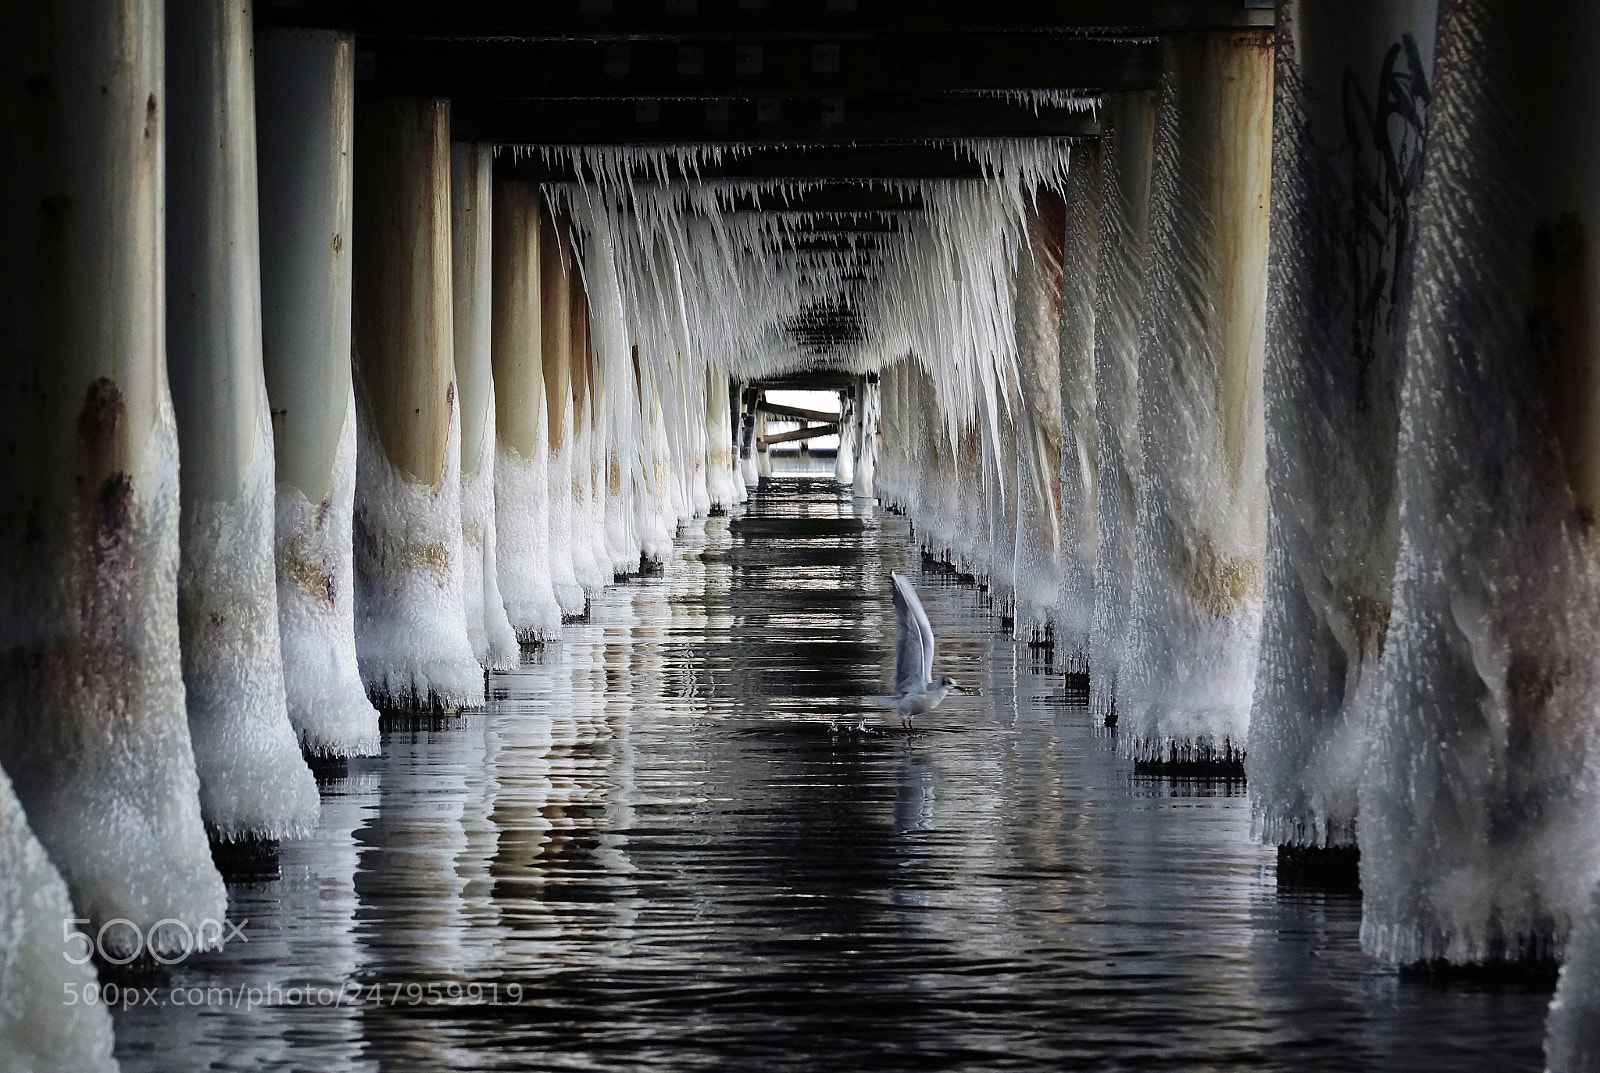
[1088,91,1158,726]
[167,0,319,839]
[1246,1,1434,851]
[1014,190,1068,637]
[257,29,380,758]
[451,142,519,667]
[539,210,585,617]
[1057,143,1102,674]
[490,178,565,641]
[0,0,226,942]
[0,769,118,1070]
[1362,0,1600,971]
[351,96,483,710]
[1120,32,1272,765]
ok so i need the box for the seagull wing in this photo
[891,572,936,694]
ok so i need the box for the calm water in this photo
[111,478,1549,1071]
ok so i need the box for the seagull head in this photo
[936,675,957,692]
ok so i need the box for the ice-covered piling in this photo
[1246,1,1433,853]
[350,96,484,711]
[451,142,521,669]
[1119,32,1271,767]
[256,30,381,759]
[1360,0,1600,969]
[706,369,740,510]
[567,279,612,589]
[853,375,880,499]
[1057,143,1102,674]
[1088,92,1158,726]
[491,179,568,640]
[0,0,227,944]
[1013,191,1068,637]
[167,0,319,840]
[835,387,857,486]
[540,211,587,618]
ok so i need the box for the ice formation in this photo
[1056,143,1101,674]
[1246,2,1432,849]
[1117,38,1271,766]
[353,387,488,710]
[0,768,119,1073]
[1088,94,1157,725]
[272,394,381,757]
[175,418,321,841]
[1548,877,1600,1071]
[1358,0,1600,966]
[167,0,320,841]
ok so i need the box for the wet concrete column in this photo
[539,208,584,617]
[490,178,565,641]
[350,95,483,710]
[1088,92,1158,726]
[1361,0,1600,979]
[1245,0,1435,862]
[1118,32,1272,767]
[0,0,227,949]
[256,29,381,760]
[1057,141,1102,676]
[167,0,319,842]
[1014,190,1068,639]
[450,142,519,668]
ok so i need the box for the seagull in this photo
[872,572,958,731]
